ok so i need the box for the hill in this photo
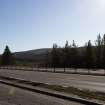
[13,47,85,66]
[13,48,52,65]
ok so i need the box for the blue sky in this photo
[0,0,105,53]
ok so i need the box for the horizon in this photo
[0,0,105,53]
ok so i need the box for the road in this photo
[0,69,105,92]
[0,83,83,105]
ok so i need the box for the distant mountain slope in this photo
[13,48,52,63]
[13,47,86,65]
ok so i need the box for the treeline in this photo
[1,34,105,70]
[48,34,105,69]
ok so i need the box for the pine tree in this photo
[70,40,79,72]
[95,34,102,68]
[63,41,70,72]
[45,50,50,70]
[1,45,15,65]
[102,34,105,72]
[51,44,60,72]
[85,40,95,73]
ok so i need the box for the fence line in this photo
[0,66,105,76]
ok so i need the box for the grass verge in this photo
[37,83,105,102]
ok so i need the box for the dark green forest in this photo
[48,34,105,69]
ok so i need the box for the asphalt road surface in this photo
[0,69,105,92]
[0,83,83,105]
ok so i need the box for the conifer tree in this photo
[95,34,102,68]
[70,40,79,72]
[1,45,15,65]
[63,41,70,72]
[102,34,105,72]
[51,44,60,72]
[85,40,95,73]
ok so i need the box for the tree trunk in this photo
[75,68,77,73]
[64,67,66,72]
[88,69,90,74]
[54,67,55,72]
